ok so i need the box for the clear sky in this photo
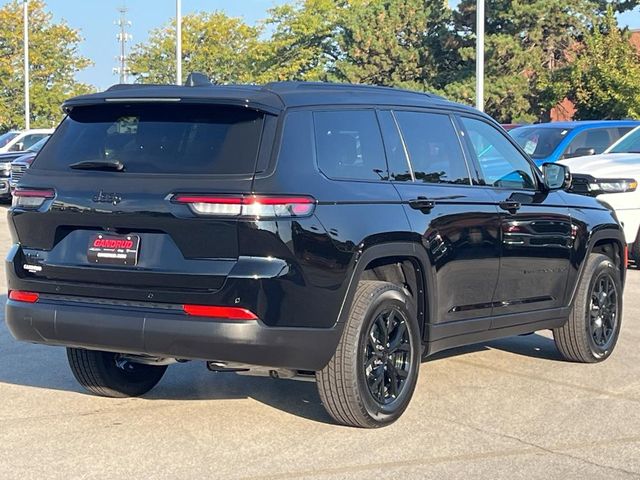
[4,0,640,89]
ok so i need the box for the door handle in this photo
[499,200,521,213]
[409,197,436,211]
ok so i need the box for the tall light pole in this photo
[475,0,485,112]
[176,0,182,85]
[23,0,30,130]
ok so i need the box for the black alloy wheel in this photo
[363,307,412,405]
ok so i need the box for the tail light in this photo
[9,290,39,303]
[182,304,258,320]
[12,188,55,209]
[172,194,316,218]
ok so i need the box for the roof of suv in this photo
[62,81,478,115]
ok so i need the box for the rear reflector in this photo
[172,194,316,218]
[182,304,258,320]
[624,244,629,269]
[9,290,39,303]
[12,188,55,209]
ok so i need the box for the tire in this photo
[67,348,167,398]
[316,281,421,428]
[553,253,622,363]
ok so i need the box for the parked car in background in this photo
[560,125,640,264]
[0,135,51,200]
[0,129,53,154]
[9,136,50,191]
[510,120,639,166]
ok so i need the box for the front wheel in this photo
[553,253,622,363]
[316,281,421,428]
[67,348,167,397]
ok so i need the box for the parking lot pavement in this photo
[0,205,639,480]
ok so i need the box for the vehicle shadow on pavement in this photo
[1,294,560,426]
[425,332,563,363]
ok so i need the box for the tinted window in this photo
[394,111,470,185]
[511,126,572,159]
[313,110,387,181]
[34,104,264,174]
[563,128,616,158]
[461,117,537,190]
[377,111,412,181]
[609,127,640,154]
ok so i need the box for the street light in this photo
[176,0,182,85]
[23,0,30,129]
[476,0,484,112]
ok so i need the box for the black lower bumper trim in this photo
[5,299,342,371]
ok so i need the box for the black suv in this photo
[5,80,626,428]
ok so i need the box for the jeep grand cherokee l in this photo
[5,79,626,428]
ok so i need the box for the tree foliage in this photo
[127,0,640,122]
[568,8,640,119]
[0,0,92,131]
[129,12,261,85]
[333,0,459,91]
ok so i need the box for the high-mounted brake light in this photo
[182,304,258,320]
[12,188,55,209]
[172,194,316,218]
[9,290,40,303]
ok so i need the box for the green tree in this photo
[448,0,639,122]
[569,8,640,119]
[129,11,261,85]
[333,0,459,91]
[253,0,347,82]
[0,0,92,131]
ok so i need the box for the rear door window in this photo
[313,110,388,181]
[33,104,265,175]
[393,111,471,185]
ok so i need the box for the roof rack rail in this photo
[185,72,211,87]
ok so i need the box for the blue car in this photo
[510,120,640,166]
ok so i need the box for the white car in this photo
[560,125,640,262]
[0,128,53,153]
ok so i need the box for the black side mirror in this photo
[542,162,572,191]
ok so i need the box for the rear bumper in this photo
[5,297,342,371]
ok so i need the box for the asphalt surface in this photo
[1,205,639,479]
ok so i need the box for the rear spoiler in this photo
[62,84,284,115]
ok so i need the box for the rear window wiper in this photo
[69,160,125,172]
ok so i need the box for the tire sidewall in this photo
[582,258,622,360]
[354,287,421,425]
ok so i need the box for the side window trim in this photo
[450,114,482,186]
[388,110,415,182]
[456,113,542,191]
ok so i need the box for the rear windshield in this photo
[510,126,572,159]
[33,103,264,174]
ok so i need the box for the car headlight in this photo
[0,162,11,175]
[589,178,638,194]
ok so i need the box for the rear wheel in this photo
[67,348,167,397]
[553,253,622,363]
[316,281,421,428]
